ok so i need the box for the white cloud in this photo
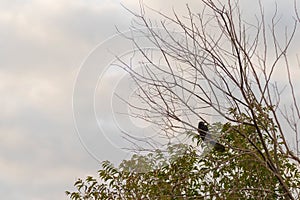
[0,0,129,199]
[0,0,299,199]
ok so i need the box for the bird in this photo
[197,121,225,152]
[198,121,208,141]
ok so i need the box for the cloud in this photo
[0,0,299,199]
[0,0,133,199]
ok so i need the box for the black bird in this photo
[198,121,208,141]
[197,121,225,152]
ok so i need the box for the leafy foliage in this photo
[66,0,300,197]
[66,121,300,199]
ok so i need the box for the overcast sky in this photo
[0,0,299,199]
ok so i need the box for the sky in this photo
[0,0,299,199]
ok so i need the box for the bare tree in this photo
[114,0,300,199]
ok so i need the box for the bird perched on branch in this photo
[198,121,225,152]
[198,121,208,141]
